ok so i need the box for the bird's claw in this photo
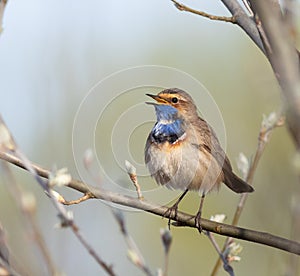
[163,204,179,229]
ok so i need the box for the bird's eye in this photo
[171,97,178,103]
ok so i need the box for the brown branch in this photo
[171,0,235,23]
[248,0,300,148]
[1,151,300,256]
[220,0,265,52]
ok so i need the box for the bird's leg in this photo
[163,188,189,229]
[195,192,206,233]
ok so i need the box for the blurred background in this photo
[0,0,299,275]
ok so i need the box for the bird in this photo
[144,88,254,231]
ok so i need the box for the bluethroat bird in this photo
[145,88,254,231]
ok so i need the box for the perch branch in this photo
[1,151,300,256]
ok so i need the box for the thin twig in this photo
[205,231,234,276]
[206,215,236,276]
[59,192,95,205]
[112,209,153,276]
[0,116,116,276]
[125,160,143,199]
[211,113,284,275]
[70,223,115,275]
[254,15,273,57]
[0,0,8,34]
[286,195,300,275]
[232,113,284,226]
[171,0,235,23]
[0,223,21,276]
[2,162,57,275]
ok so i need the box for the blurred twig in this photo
[2,162,57,275]
[0,224,9,268]
[232,113,284,225]
[0,0,7,34]
[160,228,172,276]
[286,195,300,275]
[112,209,153,276]
[206,215,234,276]
[211,113,284,275]
[206,231,234,276]
[0,223,20,276]
[0,116,116,276]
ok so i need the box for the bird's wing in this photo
[194,117,253,193]
[194,117,229,170]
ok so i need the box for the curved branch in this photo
[220,0,265,53]
[1,151,300,256]
[170,0,265,53]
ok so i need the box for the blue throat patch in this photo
[151,104,186,143]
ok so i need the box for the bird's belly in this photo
[146,141,223,193]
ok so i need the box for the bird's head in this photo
[146,88,198,121]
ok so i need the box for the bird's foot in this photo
[163,203,179,230]
[195,211,202,233]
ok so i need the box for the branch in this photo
[248,0,300,148]
[1,151,300,256]
[2,163,57,275]
[112,210,153,276]
[171,0,235,23]
[0,117,116,276]
[0,0,7,34]
[232,113,284,225]
[170,0,266,53]
[220,0,265,53]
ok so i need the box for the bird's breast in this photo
[145,123,224,193]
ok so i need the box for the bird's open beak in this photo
[146,94,168,105]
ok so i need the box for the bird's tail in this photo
[224,172,254,193]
